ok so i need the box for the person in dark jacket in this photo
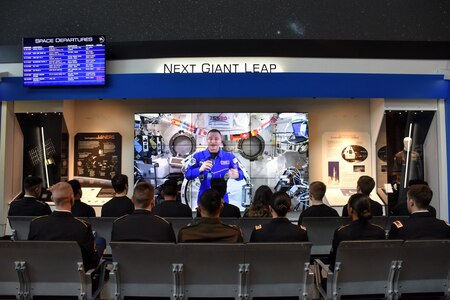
[250,191,308,242]
[178,189,243,243]
[329,193,386,270]
[101,174,134,217]
[342,176,383,217]
[28,182,100,271]
[152,179,192,218]
[8,176,51,216]
[388,184,450,239]
[298,181,338,225]
[111,182,176,242]
[68,179,96,217]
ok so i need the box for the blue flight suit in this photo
[185,148,244,203]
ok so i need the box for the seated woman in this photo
[329,193,386,270]
[243,185,273,217]
[249,191,308,242]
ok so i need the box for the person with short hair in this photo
[152,179,192,218]
[329,193,386,270]
[111,182,176,242]
[69,179,96,217]
[250,191,308,242]
[388,184,450,239]
[101,174,134,217]
[178,189,243,243]
[243,185,272,217]
[185,129,244,203]
[298,181,339,225]
[342,176,383,217]
[8,176,52,216]
[196,178,241,218]
[390,180,437,216]
[28,182,100,271]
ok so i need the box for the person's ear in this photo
[347,205,353,216]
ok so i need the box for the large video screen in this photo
[23,35,106,87]
[134,113,309,211]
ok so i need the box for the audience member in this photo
[390,180,437,217]
[196,178,241,218]
[243,185,272,217]
[329,193,386,270]
[68,179,96,217]
[388,184,450,239]
[342,176,383,217]
[8,176,52,216]
[28,182,100,270]
[298,181,338,225]
[111,182,176,242]
[250,191,308,242]
[101,174,134,217]
[152,179,192,218]
[178,189,243,243]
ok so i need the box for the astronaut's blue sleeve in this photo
[185,154,201,180]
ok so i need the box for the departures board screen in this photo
[23,35,106,87]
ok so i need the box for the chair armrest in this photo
[86,259,107,300]
[314,258,332,300]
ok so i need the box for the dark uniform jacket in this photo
[111,209,176,242]
[342,199,383,217]
[8,196,52,217]
[250,218,308,242]
[298,204,339,225]
[388,211,450,240]
[28,211,100,271]
[178,217,243,243]
[330,219,386,270]
[152,200,193,218]
[101,196,134,217]
[71,200,96,217]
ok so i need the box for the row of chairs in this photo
[7,216,409,255]
[1,239,449,299]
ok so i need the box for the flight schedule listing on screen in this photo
[23,35,106,87]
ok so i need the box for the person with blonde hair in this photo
[28,182,100,270]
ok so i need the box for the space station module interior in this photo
[134,112,309,211]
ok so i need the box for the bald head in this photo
[51,182,74,208]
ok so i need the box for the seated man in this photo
[178,189,243,243]
[152,179,192,218]
[101,174,134,217]
[388,184,450,239]
[111,182,176,242]
[69,179,96,217]
[390,180,437,217]
[342,176,383,217]
[8,176,52,216]
[298,181,338,225]
[28,182,100,271]
[195,178,241,218]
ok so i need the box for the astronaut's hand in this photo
[228,168,239,179]
[199,160,213,172]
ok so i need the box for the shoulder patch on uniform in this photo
[155,215,170,224]
[224,223,240,231]
[393,220,403,228]
[113,214,129,223]
[255,224,262,230]
[74,217,89,228]
[300,225,307,231]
